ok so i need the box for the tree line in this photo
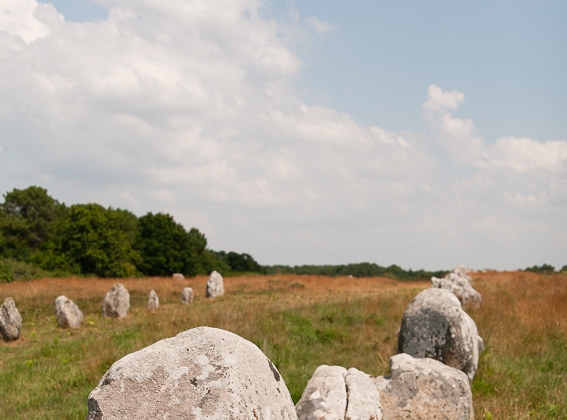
[4,186,561,283]
[0,186,262,281]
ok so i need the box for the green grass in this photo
[1,273,566,419]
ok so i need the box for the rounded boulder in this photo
[55,295,83,329]
[101,283,130,318]
[86,326,298,419]
[397,288,482,380]
[0,297,22,341]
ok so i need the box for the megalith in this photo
[397,288,482,380]
[0,297,22,341]
[86,326,298,419]
[374,353,473,420]
[206,270,224,298]
[173,273,184,281]
[101,283,130,318]
[180,287,194,305]
[295,365,382,420]
[55,295,83,329]
[431,266,482,310]
[147,290,159,311]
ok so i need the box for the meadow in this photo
[1,271,566,419]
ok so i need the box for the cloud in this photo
[423,84,567,174]
[0,1,565,269]
[306,16,333,34]
[0,0,52,43]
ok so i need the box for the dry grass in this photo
[1,271,566,419]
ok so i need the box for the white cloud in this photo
[423,84,567,174]
[0,0,52,43]
[484,137,567,173]
[306,16,333,34]
[0,1,565,270]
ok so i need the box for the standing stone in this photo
[55,295,83,329]
[374,353,473,420]
[206,270,224,298]
[86,326,298,420]
[431,271,482,310]
[452,265,472,281]
[180,287,194,305]
[101,283,130,318]
[397,288,482,380]
[296,365,347,420]
[296,366,382,420]
[147,290,159,311]
[344,368,383,420]
[173,273,184,281]
[0,297,22,341]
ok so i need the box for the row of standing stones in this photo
[85,265,483,420]
[0,266,483,419]
[0,271,225,338]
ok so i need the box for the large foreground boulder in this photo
[0,297,22,341]
[180,287,194,305]
[296,365,382,420]
[55,295,83,329]
[397,288,482,380]
[374,353,473,420]
[206,270,224,298]
[101,283,130,318]
[86,326,298,419]
[431,267,482,310]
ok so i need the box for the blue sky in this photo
[1,0,566,270]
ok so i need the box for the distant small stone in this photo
[452,265,472,281]
[55,295,83,329]
[147,290,159,311]
[0,297,22,341]
[374,353,473,420]
[206,271,224,298]
[173,273,184,280]
[102,284,130,318]
[431,267,482,310]
[180,287,194,305]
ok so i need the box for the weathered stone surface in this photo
[452,265,472,281]
[180,287,194,305]
[173,273,184,280]
[345,368,382,420]
[0,297,22,341]
[374,353,473,420]
[55,295,83,329]
[147,290,159,311]
[431,272,482,310]
[397,288,481,380]
[296,366,382,420]
[101,283,130,318]
[296,365,347,420]
[86,326,298,420]
[206,270,224,298]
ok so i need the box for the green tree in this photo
[134,213,206,277]
[525,264,556,274]
[56,204,140,277]
[0,186,66,258]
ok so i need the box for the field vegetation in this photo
[1,271,566,419]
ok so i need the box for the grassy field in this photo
[1,271,566,419]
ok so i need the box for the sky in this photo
[0,0,566,270]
